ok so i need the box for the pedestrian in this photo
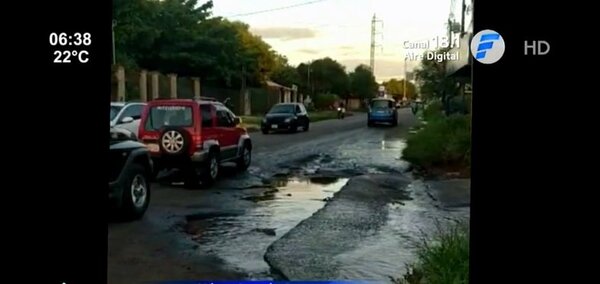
[411,101,418,115]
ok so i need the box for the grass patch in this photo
[240,116,262,125]
[309,110,346,122]
[239,116,261,132]
[403,110,471,176]
[392,222,469,284]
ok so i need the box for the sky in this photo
[210,0,461,82]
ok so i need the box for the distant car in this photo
[109,127,153,220]
[110,102,147,139]
[137,98,252,186]
[368,98,398,127]
[261,103,309,134]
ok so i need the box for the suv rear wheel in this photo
[159,127,190,156]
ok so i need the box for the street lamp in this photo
[112,20,117,65]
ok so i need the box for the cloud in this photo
[298,48,319,54]
[251,27,316,41]
[338,46,354,50]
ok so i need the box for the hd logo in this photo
[470,29,505,64]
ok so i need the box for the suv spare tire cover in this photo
[159,127,191,155]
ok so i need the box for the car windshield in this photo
[371,100,393,109]
[110,105,122,121]
[269,104,295,114]
[144,105,193,130]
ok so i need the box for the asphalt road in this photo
[108,108,463,283]
[251,112,367,153]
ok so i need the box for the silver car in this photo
[110,102,146,139]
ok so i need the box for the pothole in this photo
[180,172,350,279]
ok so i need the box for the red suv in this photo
[138,98,252,186]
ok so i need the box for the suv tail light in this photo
[192,133,202,149]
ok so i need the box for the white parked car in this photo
[110,102,146,139]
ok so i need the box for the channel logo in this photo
[470,30,505,64]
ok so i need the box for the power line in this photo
[225,0,329,18]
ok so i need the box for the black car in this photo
[109,127,153,220]
[261,103,310,134]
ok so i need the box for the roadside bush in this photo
[392,221,469,284]
[313,93,338,110]
[403,114,471,170]
[422,100,444,122]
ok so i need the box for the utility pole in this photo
[307,63,311,97]
[112,20,117,65]
[370,14,383,74]
[403,58,407,102]
[240,65,246,114]
[460,0,466,35]
[447,18,453,41]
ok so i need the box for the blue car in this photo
[368,98,398,127]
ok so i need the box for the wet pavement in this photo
[181,175,350,279]
[108,109,470,283]
[263,176,468,280]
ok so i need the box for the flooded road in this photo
[108,109,470,283]
[331,180,469,280]
[182,176,349,279]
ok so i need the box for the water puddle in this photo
[182,175,349,279]
[334,180,469,281]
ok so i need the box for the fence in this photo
[111,65,299,115]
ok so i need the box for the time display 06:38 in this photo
[49,32,92,46]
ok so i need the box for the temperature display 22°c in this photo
[53,50,89,64]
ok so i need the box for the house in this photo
[266,80,301,103]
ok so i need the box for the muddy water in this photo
[334,180,469,280]
[184,129,469,280]
[185,176,349,279]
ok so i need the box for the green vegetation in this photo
[240,116,262,126]
[392,222,469,284]
[382,78,418,101]
[309,111,344,122]
[421,100,445,122]
[313,93,338,110]
[403,111,470,175]
[349,64,379,100]
[114,0,379,97]
[239,116,261,132]
[404,45,471,177]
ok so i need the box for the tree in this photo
[308,57,349,97]
[296,62,311,95]
[113,0,280,88]
[382,78,417,100]
[349,64,378,100]
[270,57,301,88]
[226,20,278,87]
[414,47,454,99]
[414,47,459,112]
